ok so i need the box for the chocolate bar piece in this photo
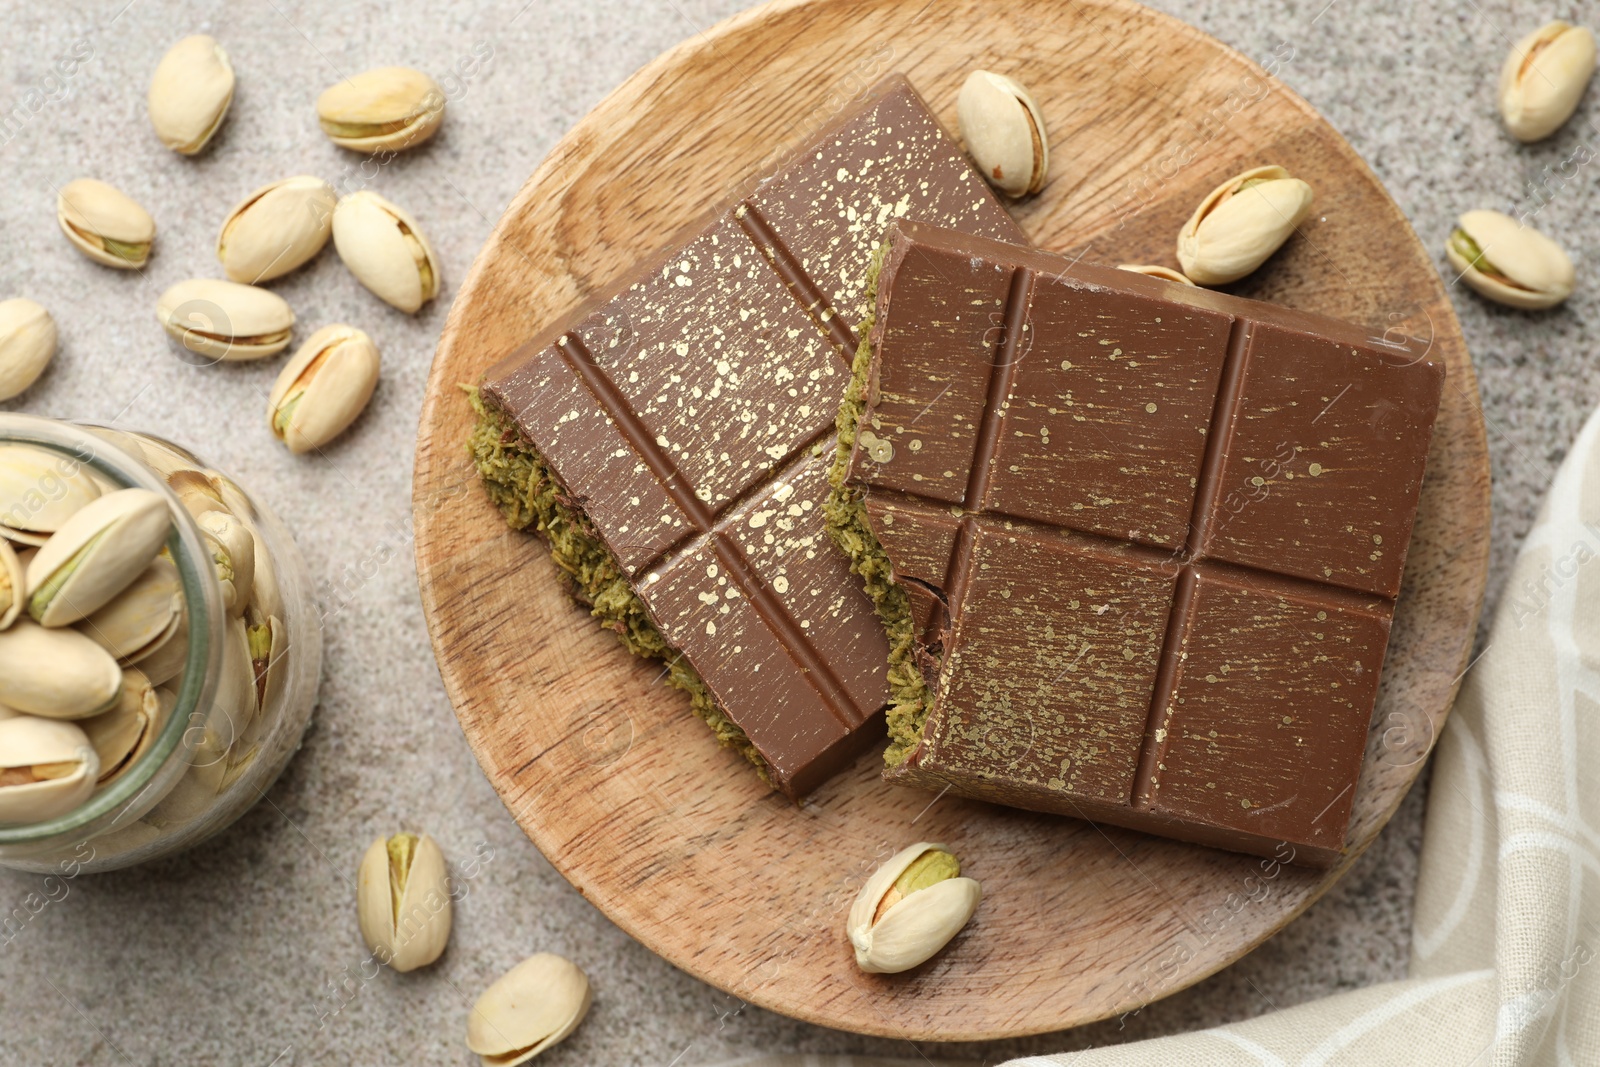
[830,221,1443,864]
[474,77,1024,798]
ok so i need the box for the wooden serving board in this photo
[414,0,1491,1040]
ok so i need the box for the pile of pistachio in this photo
[957,18,1594,309]
[0,438,284,825]
[0,38,447,454]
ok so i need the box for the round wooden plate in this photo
[415,0,1491,1040]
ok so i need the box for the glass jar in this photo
[0,415,321,873]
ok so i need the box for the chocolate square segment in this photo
[481,78,1024,797]
[930,525,1175,805]
[986,274,1234,548]
[1196,323,1441,597]
[1147,567,1388,855]
[841,221,1444,863]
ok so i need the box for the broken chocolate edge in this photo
[466,385,773,784]
[823,239,937,770]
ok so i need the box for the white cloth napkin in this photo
[719,404,1600,1066]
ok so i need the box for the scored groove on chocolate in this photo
[1134,318,1256,810]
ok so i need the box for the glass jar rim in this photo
[0,415,224,848]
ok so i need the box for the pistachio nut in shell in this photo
[80,669,171,785]
[197,509,255,615]
[156,278,295,362]
[205,469,256,521]
[57,179,156,270]
[848,842,981,974]
[0,443,104,545]
[1117,264,1195,286]
[331,192,441,313]
[167,469,229,521]
[466,953,592,1065]
[26,488,171,627]
[1499,21,1597,143]
[317,66,445,153]
[1446,209,1575,311]
[246,523,282,620]
[357,832,452,972]
[0,620,122,719]
[0,538,21,630]
[0,298,58,401]
[243,608,285,732]
[131,603,188,687]
[77,554,182,660]
[956,70,1048,197]
[1176,165,1315,286]
[147,35,235,154]
[214,614,254,747]
[0,715,98,824]
[268,325,381,454]
[133,434,205,481]
[217,176,337,283]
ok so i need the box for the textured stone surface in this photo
[0,0,1587,1062]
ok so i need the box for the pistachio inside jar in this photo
[0,415,321,872]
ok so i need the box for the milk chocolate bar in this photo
[473,76,1024,797]
[830,221,1443,864]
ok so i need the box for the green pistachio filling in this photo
[1450,228,1510,281]
[387,832,416,916]
[466,388,768,781]
[823,241,936,769]
[28,528,110,621]
[100,237,149,262]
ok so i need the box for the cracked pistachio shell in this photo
[57,179,156,270]
[197,509,254,616]
[76,554,182,660]
[358,832,453,972]
[0,444,104,545]
[0,715,98,824]
[0,620,122,719]
[957,70,1048,197]
[247,523,281,620]
[217,176,337,283]
[268,325,381,454]
[243,607,284,729]
[205,470,256,521]
[317,66,445,153]
[26,488,171,627]
[1446,209,1575,311]
[0,539,20,630]
[847,842,981,974]
[80,668,171,785]
[132,434,204,481]
[1177,165,1314,285]
[0,298,58,401]
[157,278,295,361]
[466,953,591,1065]
[167,468,230,521]
[331,192,440,313]
[132,602,188,687]
[213,614,254,750]
[1117,264,1195,286]
[1499,21,1597,142]
[148,35,235,154]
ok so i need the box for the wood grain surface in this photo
[413,0,1491,1040]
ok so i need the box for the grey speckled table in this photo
[0,0,1590,1062]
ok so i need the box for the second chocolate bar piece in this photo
[830,221,1444,865]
